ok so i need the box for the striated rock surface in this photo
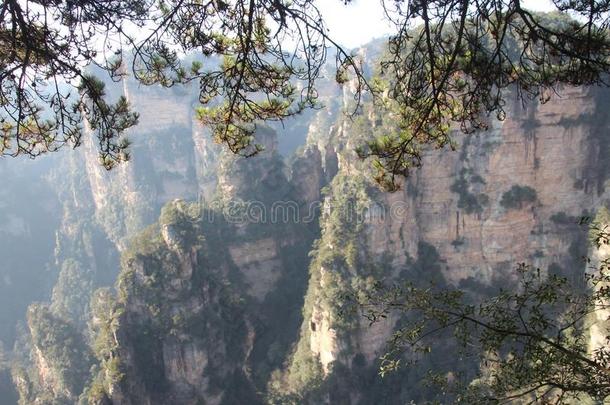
[280,86,609,403]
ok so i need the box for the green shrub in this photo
[500,185,537,210]
[451,238,465,248]
[450,170,488,214]
[26,304,94,396]
[550,212,577,225]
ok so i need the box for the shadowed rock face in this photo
[77,144,319,404]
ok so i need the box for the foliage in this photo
[589,207,610,248]
[500,184,538,210]
[550,211,578,225]
[83,287,125,403]
[50,259,93,327]
[93,179,155,247]
[159,200,197,227]
[357,7,610,189]
[349,214,610,403]
[277,172,426,401]
[86,199,270,402]
[450,168,489,215]
[3,1,610,188]
[278,173,373,397]
[0,0,364,166]
[26,304,94,398]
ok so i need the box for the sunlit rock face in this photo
[286,85,609,403]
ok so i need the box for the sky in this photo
[316,0,556,48]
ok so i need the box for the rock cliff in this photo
[3,48,609,405]
[280,85,609,403]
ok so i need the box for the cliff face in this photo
[280,86,610,402]
[405,87,608,284]
[352,86,606,285]
[95,206,249,405]
[4,50,609,404]
[81,137,322,404]
[4,61,332,403]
